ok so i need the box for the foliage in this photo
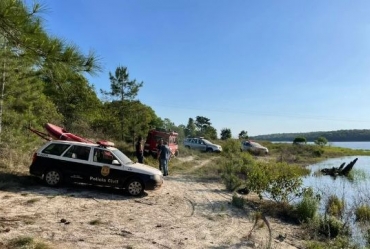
[318,216,344,239]
[314,136,328,146]
[355,204,370,222]
[245,161,309,203]
[295,187,319,223]
[102,66,143,101]
[220,128,232,140]
[203,126,218,140]
[325,195,344,218]
[100,66,143,140]
[231,194,245,208]
[238,130,248,140]
[306,236,358,249]
[222,139,242,155]
[220,159,244,191]
[293,136,307,144]
[219,153,254,191]
[185,118,196,137]
[194,116,211,133]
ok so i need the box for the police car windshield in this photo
[111,149,133,164]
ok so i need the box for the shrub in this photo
[220,153,254,191]
[313,149,324,157]
[319,216,343,238]
[314,136,328,146]
[355,204,370,222]
[325,195,344,218]
[231,194,245,209]
[221,139,242,155]
[245,161,309,203]
[295,188,319,223]
[221,159,243,191]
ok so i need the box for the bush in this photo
[220,159,244,191]
[355,204,370,222]
[319,216,343,238]
[220,153,254,191]
[295,188,319,223]
[325,195,344,218]
[245,161,309,203]
[221,139,242,155]
[231,194,245,209]
[313,148,324,157]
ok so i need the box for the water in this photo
[329,142,370,150]
[303,156,370,246]
[272,141,370,150]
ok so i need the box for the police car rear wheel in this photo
[126,179,144,196]
[44,169,62,186]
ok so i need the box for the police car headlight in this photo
[150,174,162,181]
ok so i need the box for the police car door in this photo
[60,145,92,183]
[90,148,125,186]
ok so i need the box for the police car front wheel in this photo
[44,169,62,186]
[126,178,144,196]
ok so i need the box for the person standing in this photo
[135,136,144,163]
[156,139,163,171]
[158,141,171,176]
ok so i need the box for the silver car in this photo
[241,141,268,155]
[183,137,222,152]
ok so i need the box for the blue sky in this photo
[33,0,370,136]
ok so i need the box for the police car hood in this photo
[128,162,162,175]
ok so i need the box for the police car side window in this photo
[63,146,91,161]
[93,148,117,165]
[42,144,70,156]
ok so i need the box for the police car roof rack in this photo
[28,127,52,141]
[97,140,115,148]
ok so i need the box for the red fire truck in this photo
[144,128,179,157]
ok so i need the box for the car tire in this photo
[185,146,191,149]
[44,169,63,187]
[206,148,213,152]
[126,178,144,196]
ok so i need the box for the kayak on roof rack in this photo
[29,123,114,147]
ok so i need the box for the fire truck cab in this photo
[144,128,179,157]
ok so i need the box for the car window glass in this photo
[63,145,91,161]
[93,148,119,165]
[111,149,132,165]
[42,143,70,156]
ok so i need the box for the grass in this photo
[7,236,52,249]
[355,204,370,222]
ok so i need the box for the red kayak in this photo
[45,123,95,144]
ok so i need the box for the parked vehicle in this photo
[241,140,268,155]
[183,137,222,152]
[144,128,179,157]
[29,140,163,196]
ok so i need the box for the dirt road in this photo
[0,160,306,249]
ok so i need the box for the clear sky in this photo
[31,0,370,136]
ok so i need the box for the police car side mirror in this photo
[112,160,121,166]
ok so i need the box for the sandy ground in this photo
[0,157,306,249]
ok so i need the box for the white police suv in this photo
[29,140,163,196]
